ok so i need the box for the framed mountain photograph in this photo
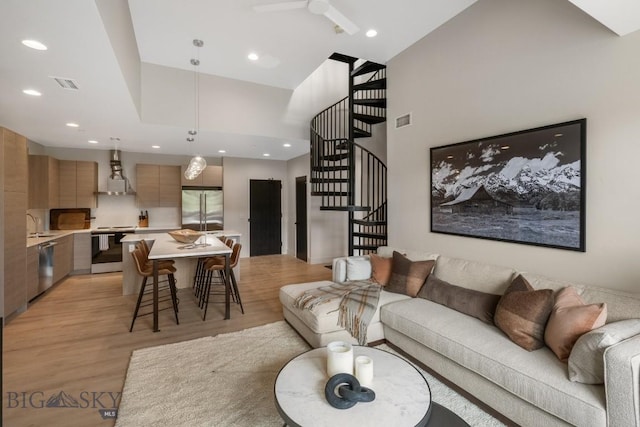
[430,119,586,251]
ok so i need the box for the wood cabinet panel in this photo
[76,161,97,208]
[53,234,73,284]
[3,191,27,316]
[58,160,77,208]
[27,246,39,301]
[158,165,181,207]
[136,164,160,207]
[58,160,97,208]
[181,165,223,187]
[2,126,28,318]
[73,232,91,272]
[2,129,27,193]
[136,164,181,208]
[29,155,59,209]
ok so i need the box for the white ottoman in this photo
[279,280,411,348]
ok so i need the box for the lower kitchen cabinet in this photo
[26,246,39,301]
[53,234,73,284]
[73,232,91,273]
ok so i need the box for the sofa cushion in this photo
[279,280,410,334]
[494,275,554,351]
[376,246,438,261]
[568,319,640,384]
[381,298,606,427]
[370,254,393,285]
[345,256,372,281]
[387,251,435,297]
[432,256,516,294]
[417,275,501,324]
[544,287,607,362]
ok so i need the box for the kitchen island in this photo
[120,230,241,296]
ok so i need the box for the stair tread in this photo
[354,113,386,125]
[312,165,349,172]
[312,191,351,196]
[352,219,386,226]
[353,78,386,91]
[351,61,385,77]
[353,127,372,138]
[353,98,387,108]
[322,153,349,161]
[310,178,349,183]
[320,206,370,212]
[353,232,387,239]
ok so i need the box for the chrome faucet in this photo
[26,213,38,237]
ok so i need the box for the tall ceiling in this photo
[0,0,638,160]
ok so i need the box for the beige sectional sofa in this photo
[279,247,640,427]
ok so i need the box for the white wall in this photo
[222,157,289,258]
[387,0,640,292]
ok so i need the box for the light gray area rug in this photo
[116,321,506,426]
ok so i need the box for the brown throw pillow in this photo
[387,251,434,297]
[494,275,554,351]
[370,254,393,286]
[418,275,501,324]
[544,287,607,362]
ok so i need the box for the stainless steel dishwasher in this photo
[38,241,57,295]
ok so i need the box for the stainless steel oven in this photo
[91,226,135,273]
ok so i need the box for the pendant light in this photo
[184,39,207,180]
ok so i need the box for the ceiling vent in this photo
[395,113,412,129]
[50,76,79,90]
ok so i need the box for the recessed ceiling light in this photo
[88,140,99,144]
[218,150,226,154]
[23,89,41,96]
[152,145,160,149]
[66,122,79,128]
[366,29,378,38]
[283,143,291,147]
[22,39,47,50]
[248,52,259,61]
[263,153,270,157]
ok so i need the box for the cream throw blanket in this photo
[294,281,381,345]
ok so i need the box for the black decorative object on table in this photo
[324,373,375,409]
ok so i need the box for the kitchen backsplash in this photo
[27,197,180,232]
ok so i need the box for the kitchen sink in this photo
[28,233,56,238]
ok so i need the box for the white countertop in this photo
[121,230,241,242]
[146,234,231,260]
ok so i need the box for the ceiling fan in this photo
[253,0,360,35]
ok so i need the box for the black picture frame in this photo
[430,119,586,252]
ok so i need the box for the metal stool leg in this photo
[130,277,148,332]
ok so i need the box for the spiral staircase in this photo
[310,53,387,256]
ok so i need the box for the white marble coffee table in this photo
[274,346,432,427]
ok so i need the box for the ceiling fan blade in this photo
[323,5,359,35]
[253,1,307,13]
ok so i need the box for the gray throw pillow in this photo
[418,275,501,324]
[568,319,640,384]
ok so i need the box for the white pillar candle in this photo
[326,341,354,377]
[355,355,374,387]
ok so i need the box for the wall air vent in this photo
[395,113,412,129]
[50,76,79,90]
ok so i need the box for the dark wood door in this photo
[295,176,307,262]
[249,179,282,256]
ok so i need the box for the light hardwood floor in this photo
[2,255,331,427]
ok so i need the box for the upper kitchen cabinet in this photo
[136,164,181,207]
[181,165,222,187]
[58,160,98,208]
[28,155,59,209]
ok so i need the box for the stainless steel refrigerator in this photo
[181,188,224,231]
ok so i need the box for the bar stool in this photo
[201,242,243,321]
[129,247,180,332]
[193,236,233,299]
